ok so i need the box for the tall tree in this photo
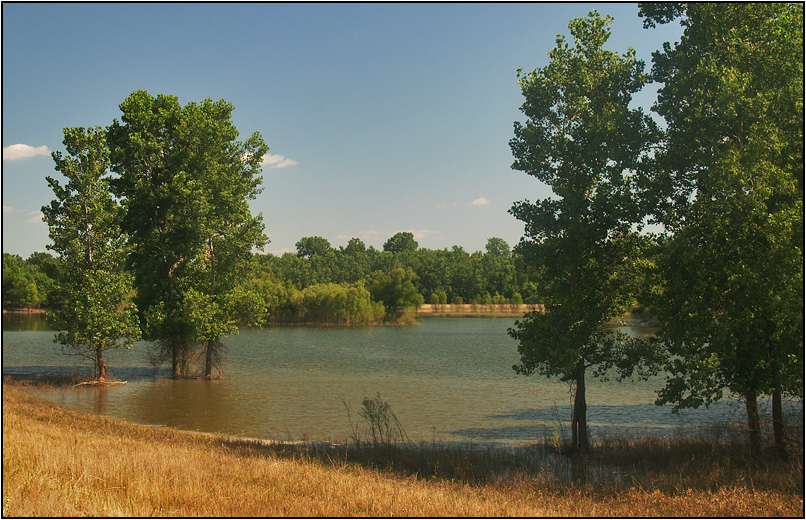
[176,97,268,378]
[484,237,511,258]
[295,236,333,258]
[109,91,268,378]
[508,12,657,453]
[43,127,140,381]
[383,232,418,253]
[640,3,804,457]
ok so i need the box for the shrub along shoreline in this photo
[3,381,802,517]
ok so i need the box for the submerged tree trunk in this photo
[95,345,108,382]
[570,360,589,454]
[771,354,787,458]
[204,237,218,379]
[745,390,762,458]
[170,340,192,378]
[204,339,216,379]
[171,340,181,378]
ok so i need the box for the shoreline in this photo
[415,303,544,318]
[3,381,801,517]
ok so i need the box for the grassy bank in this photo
[3,382,802,517]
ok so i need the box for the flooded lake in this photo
[3,314,751,446]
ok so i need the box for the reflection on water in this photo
[2,316,774,446]
[2,312,53,331]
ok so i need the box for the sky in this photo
[2,2,684,258]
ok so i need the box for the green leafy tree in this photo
[640,2,804,457]
[296,236,332,258]
[24,252,61,306]
[485,237,511,258]
[343,237,367,256]
[369,267,424,323]
[109,91,268,378]
[508,12,657,452]
[43,126,140,381]
[382,232,418,253]
[2,253,47,309]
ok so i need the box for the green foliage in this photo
[296,236,333,258]
[43,126,140,380]
[640,3,804,454]
[342,237,367,256]
[2,253,58,309]
[290,282,385,325]
[51,269,140,379]
[256,234,531,319]
[108,90,268,377]
[382,232,418,253]
[508,11,657,452]
[369,267,424,323]
[485,237,511,258]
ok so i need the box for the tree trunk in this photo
[180,345,190,376]
[572,360,589,454]
[96,345,107,382]
[571,396,578,451]
[204,237,217,379]
[204,339,215,379]
[771,354,787,458]
[209,236,216,297]
[171,340,182,378]
[745,390,762,458]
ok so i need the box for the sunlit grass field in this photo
[3,380,803,517]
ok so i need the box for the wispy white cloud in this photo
[261,153,298,169]
[3,205,14,213]
[3,144,50,161]
[25,212,44,224]
[270,247,294,256]
[472,197,490,206]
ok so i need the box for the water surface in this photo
[3,315,748,445]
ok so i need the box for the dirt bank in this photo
[415,303,544,317]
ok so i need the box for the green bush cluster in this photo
[2,252,60,309]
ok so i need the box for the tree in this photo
[485,237,511,258]
[2,253,47,309]
[368,267,424,323]
[383,232,418,253]
[1,253,60,309]
[508,12,657,453]
[43,126,140,381]
[640,3,804,458]
[109,91,268,378]
[296,236,332,258]
[25,252,62,306]
[343,237,367,256]
[179,97,268,378]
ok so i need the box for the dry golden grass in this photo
[3,382,802,517]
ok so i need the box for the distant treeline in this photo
[2,252,62,309]
[254,234,539,324]
[4,233,543,325]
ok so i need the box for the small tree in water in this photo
[43,127,140,381]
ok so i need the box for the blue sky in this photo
[2,2,683,258]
